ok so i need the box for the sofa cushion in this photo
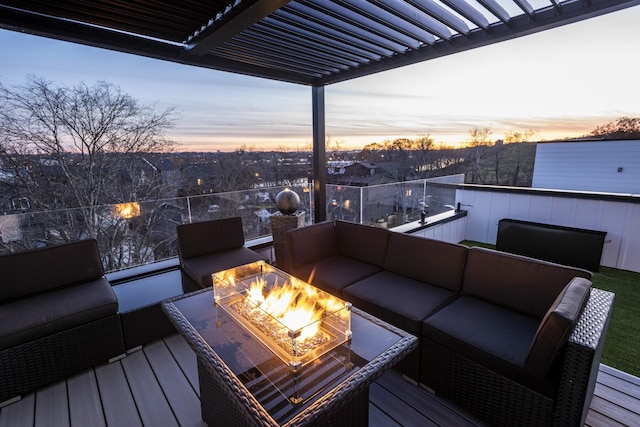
[181,247,266,288]
[177,217,245,260]
[0,278,118,350]
[524,278,592,377]
[289,255,381,297]
[421,295,559,395]
[0,239,105,304]
[344,271,455,335]
[461,247,592,319]
[423,295,539,368]
[285,221,336,270]
[384,233,467,292]
[335,221,389,267]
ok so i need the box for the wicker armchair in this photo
[0,239,125,402]
[177,217,266,293]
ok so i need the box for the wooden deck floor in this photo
[1,335,638,427]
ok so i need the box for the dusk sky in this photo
[1,5,639,151]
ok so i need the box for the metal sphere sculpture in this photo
[275,189,300,215]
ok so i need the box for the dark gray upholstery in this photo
[0,239,124,401]
[525,277,592,377]
[335,220,389,267]
[286,220,386,297]
[181,246,268,289]
[291,255,381,297]
[461,247,592,319]
[0,239,105,303]
[421,295,557,395]
[344,271,454,336]
[285,220,597,400]
[177,217,265,290]
[285,220,337,270]
[421,247,593,397]
[383,232,467,291]
[0,277,117,350]
[177,216,246,259]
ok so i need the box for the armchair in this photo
[0,239,124,402]
[177,217,266,292]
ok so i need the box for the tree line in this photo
[1,76,638,269]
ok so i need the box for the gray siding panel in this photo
[532,140,640,194]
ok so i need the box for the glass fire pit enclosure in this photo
[212,261,352,370]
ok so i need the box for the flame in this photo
[245,275,337,341]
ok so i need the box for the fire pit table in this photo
[162,261,417,427]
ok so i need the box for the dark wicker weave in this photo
[425,288,613,427]
[0,314,125,402]
[163,289,417,427]
[554,288,613,426]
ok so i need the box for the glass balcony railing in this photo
[327,175,462,228]
[0,175,461,272]
[0,185,311,273]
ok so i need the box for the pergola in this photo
[1,0,638,221]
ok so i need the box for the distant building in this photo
[327,161,414,186]
[532,139,640,194]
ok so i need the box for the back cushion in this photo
[0,239,104,303]
[525,278,592,377]
[462,247,592,318]
[335,220,389,267]
[285,221,337,269]
[177,217,245,260]
[384,233,467,292]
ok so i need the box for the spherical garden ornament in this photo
[275,189,300,215]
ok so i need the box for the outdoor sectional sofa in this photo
[284,220,614,427]
[0,239,125,403]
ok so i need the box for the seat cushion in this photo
[288,255,381,298]
[0,278,118,350]
[422,295,560,396]
[423,296,539,368]
[344,271,455,335]
[180,247,266,288]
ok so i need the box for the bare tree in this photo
[589,116,640,139]
[466,127,493,183]
[0,76,177,269]
[504,129,538,143]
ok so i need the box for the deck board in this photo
[585,407,627,427]
[121,349,179,427]
[164,333,199,394]
[0,393,34,427]
[34,381,68,427]
[144,340,202,427]
[67,370,105,427]
[370,382,439,427]
[374,371,484,426]
[2,334,639,426]
[369,404,402,427]
[95,359,142,426]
